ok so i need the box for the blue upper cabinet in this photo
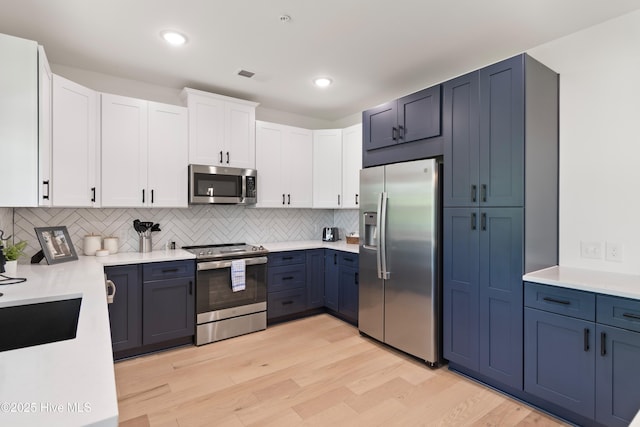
[444,56,525,208]
[362,85,442,168]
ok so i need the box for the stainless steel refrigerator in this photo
[359,158,440,366]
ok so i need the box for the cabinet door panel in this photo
[596,325,640,427]
[341,124,362,209]
[479,56,524,207]
[363,101,397,151]
[105,265,141,353]
[255,121,284,207]
[324,250,339,311]
[306,249,325,309]
[524,308,595,418]
[38,46,52,207]
[479,208,523,388]
[398,85,441,143]
[443,71,479,207]
[443,208,479,370]
[142,277,194,345]
[339,265,358,323]
[52,75,98,207]
[188,95,225,165]
[284,127,313,207]
[101,94,148,207]
[312,129,342,208]
[225,102,255,169]
[148,102,188,207]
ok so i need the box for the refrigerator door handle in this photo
[379,192,390,279]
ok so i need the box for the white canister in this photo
[83,234,102,256]
[103,237,119,254]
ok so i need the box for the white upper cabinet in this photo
[255,121,312,208]
[341,123,362,209]
[0,33,38,207]
[312,129,343,208]
[38,46,52,207]
[147,102,188,207]
[182,88,258,169]
[51,74,99,207]
[101,93,187,208]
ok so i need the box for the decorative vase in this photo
[4,260,17,277]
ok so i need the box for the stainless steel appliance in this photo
[189,164,257,205]
[359,158,441,366]
[182,243,268,345]
[322,227,339,242]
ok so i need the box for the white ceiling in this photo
[2,0,640,121]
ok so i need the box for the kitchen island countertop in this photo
[0,249,195,427]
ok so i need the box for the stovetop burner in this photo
[182,242,268,260]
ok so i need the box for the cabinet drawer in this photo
[597,295,640,332]
[339,253,358,267]
[524,282,595,321]
[267,289,307,319]
[268,264,305,292]
[142,260,195,281]
[268,251,306,267]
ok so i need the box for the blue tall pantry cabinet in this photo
[442,54,559,392]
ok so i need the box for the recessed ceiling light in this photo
[161,30,187,46]
[314,77,332,88]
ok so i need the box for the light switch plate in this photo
[581,241,602,259]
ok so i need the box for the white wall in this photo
[529,10,640,274]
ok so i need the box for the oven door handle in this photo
[197,256,268,271]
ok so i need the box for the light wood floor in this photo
[114,314,568,427]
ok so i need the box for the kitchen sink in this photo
[0,297,82,352]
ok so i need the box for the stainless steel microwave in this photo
[188,164,257,205]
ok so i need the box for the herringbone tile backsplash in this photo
[0,208,12,241]
[13,206,358,260]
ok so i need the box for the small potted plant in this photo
[2,240,27,277]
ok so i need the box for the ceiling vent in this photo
[238,69,255,78]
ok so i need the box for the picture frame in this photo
[34,226,78,265]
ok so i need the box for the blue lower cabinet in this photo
[596,324,640,427]
[267,251,307,320]
[338,265,358,323]
[524,307,595,419]
[267,288,307,319]
[324,250,339,311]
[105,264,142,353]
[306,249,325,309]
[142,276,195,345]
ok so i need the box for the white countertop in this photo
[523,266,640,300]
[260,240,359,254]
[0,249,195,427]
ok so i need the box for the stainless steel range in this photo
[182,243,268,345]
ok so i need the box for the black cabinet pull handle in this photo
[334,253,337,265]
[282,276,294,281]
[481,184,487,202]
[288,194,291,205]
[282,300,293,306]
[219,151,223,163]
[43,180,50,200]
[344,257,354,263]
[543,296,571,305]
[355,272,359,285]
[584,328,590,352]
[282,256,293,261]
[226,151,230,164]
[338,194,340,205]
[398,125,404,139]
[91,187,96,202]
[355,194,359,205]
[471,212,477,230]
[142,189,145,203]
[151,189,154,204]
[481,213,487,231]
[471,185,477,203]
[623,312,640,321]
[601,332,607,356]
[162,268,179,273]
[282,194,285,205]
[392,127,398,141]
[189,281,193,295]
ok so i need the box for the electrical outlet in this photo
[580,241,602,259]
[606,242,623,262]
